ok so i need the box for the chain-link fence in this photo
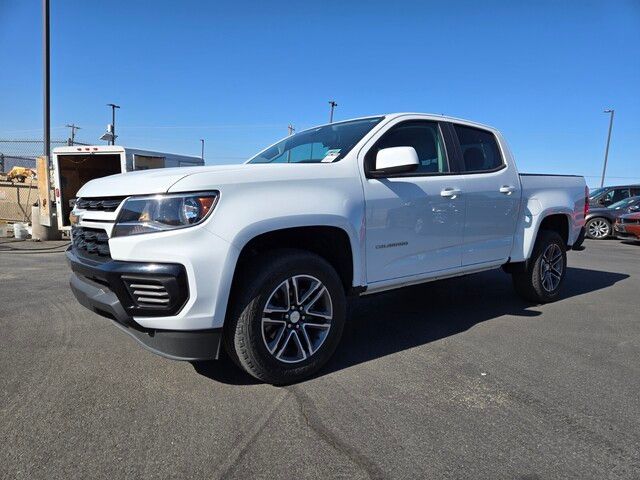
[0,139,89,172]
[0,139,87,223]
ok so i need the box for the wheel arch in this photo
[232,225,357,291]
[511,210,573,267]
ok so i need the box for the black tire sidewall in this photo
[230,250,346,384]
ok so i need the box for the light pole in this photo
[600,109,615,188]
[43,0,50,160]
[107,103,120,145]
[200,139,205,161]
[328,100,338,123]
[288,124,295,135]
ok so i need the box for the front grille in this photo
[75,197,126,212]
[72,226,111,261]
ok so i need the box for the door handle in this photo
[440,188,462,198]
[499,185,516,195]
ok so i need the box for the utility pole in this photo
[43,0,50,161]
[106,103,120,145]
[288,124,295,135]
[600,109,615,188]
[65,124,81,145]
[328,100,338,123]
[200,139,205,161]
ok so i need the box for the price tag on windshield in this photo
[321,149,341,163]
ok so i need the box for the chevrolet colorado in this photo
[67,113,587,384]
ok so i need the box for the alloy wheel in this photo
[261,275,333,364]
[588,219,610,239]
[540,244,564,293]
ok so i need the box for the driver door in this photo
[361,119,466,284]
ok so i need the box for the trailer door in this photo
[53,153,122,229]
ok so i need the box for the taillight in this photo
[584,186,589,217]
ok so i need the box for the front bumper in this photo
[67,248,221,361]
[614,223,640,239]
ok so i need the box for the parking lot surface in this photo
[1,239,639,479]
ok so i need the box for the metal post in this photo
[288,124,295,135]
[328,100,338,123]
[600,109,615,188]
[200,139,205,161]
[43,0,50,161]
[65,124,80,145]
[107,103,120,145]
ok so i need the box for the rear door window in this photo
[454,125,504,173]
[611,188,630,203]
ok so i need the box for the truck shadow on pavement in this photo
[192,267,628,385]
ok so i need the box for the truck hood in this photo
[77,165,246,198]
[78,162,349,198]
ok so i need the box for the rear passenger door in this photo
[448,123,520,267]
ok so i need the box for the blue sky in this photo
[1,0,639,187]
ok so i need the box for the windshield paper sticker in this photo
[321,149,341,163]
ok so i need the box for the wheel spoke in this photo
[301,327,314,355]
[301,323,331,355]
[304,310,332,321]
[304,285,327,312]
[275,330,306,362]
[264,280,290,313]
[551,260,563,276]
[262,319,287,354]
[297,278,322,305]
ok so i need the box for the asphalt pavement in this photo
[1,239,639,479]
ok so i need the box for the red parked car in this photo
[614,212,640,241]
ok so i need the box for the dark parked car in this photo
[588,185,640,208]
[585,196,640,239]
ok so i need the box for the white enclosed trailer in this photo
[52,145,203,231]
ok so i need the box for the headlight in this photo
[112,191,219,237]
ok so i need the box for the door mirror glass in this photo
[374,147,419,175]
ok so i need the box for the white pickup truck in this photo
[67,113,587,384]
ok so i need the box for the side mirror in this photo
[629,205,640,212]
[374,147,419,175]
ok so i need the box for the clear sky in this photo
[1,0,639,187]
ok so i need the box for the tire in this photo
[224,249,346,385]
[512,230,567,303]
[585,217,611,239]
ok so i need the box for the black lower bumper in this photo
[614,229,639,239]
[67,248,221,361]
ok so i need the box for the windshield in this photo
[248,117,383,164]
[609,196,640,209]
[589,187,606,199]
